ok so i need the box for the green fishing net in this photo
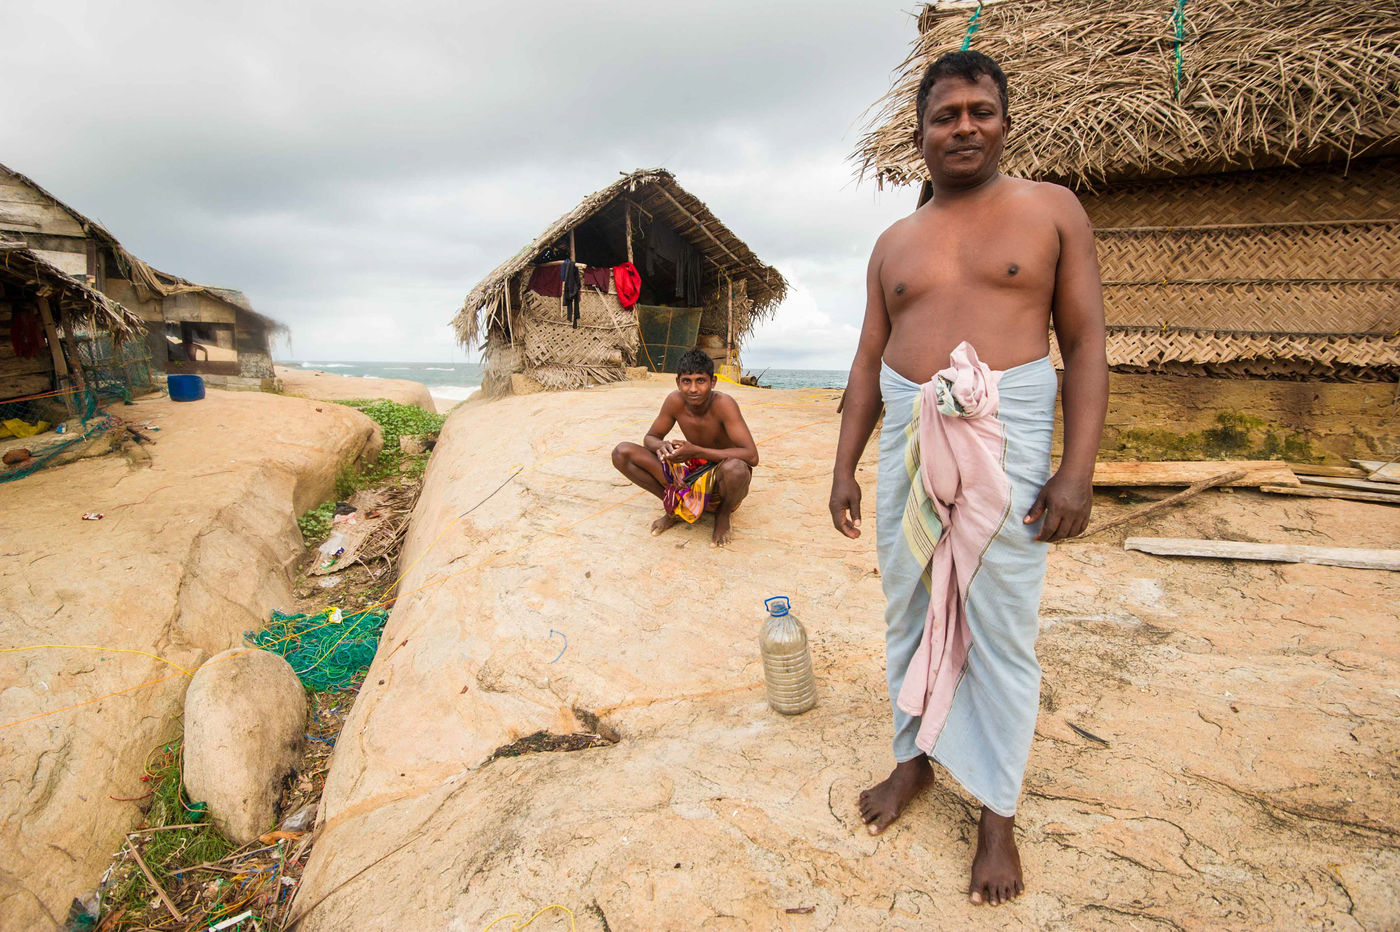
[246,607,388,691]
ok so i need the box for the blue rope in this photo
[960,2,984,51]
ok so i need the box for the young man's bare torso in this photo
[612,359,758,547]
[830,58,1108,908]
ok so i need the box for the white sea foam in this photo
[430,384,481,402]
[423,367,453,371]
[315,363,353,368]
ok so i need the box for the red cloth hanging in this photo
[613,262,641,309]
[10,306,46,359]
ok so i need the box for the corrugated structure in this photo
[454,169,787,394]
[855,1,1400,380]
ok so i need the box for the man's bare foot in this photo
[651,513,679,536]
[711,511,733,547]
[858,757,933,835]
[968,808,1023,906]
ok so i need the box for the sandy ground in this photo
[275,365,437,413]
[288,380,1399,930]
[0,390,381,930]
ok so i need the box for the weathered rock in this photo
[183,648,307,845]
[0,390,379,930]
[275,365,437,414]
[290,381,1400,931]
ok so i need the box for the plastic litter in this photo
[759,596,817,715]
[81,512,104,521]
[279,802,317,833]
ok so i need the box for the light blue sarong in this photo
[876,355,1056,816]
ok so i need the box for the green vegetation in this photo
[106,738,234,916]
[296,399,446,544]
[1111,411,1320,463]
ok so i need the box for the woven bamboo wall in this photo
[1082,156,1399,227]
[1078,155,1400,379]
[481,276,639,393]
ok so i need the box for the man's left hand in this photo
[1024,471,1093,542]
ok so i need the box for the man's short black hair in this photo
[676,348,715,378]
[916,50,1009,127]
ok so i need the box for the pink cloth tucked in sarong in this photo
[895,342,1011,752]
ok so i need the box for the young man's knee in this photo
[610,443,633,470]
[718,458,751,487]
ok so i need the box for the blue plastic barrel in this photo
[167,374,206,402]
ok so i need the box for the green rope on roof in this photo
[1172,0,1188,99]
[960,2,984,51]
[247,607,389,692]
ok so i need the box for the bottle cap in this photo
[764,596,789,617]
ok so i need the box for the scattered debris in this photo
[1082,470,1245,537]
[1068,722,1110,746]
[1124,537,1400,571]
[81,512,103,520]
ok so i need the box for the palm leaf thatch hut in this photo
[1,235,145,403]
[455,169,788,395]
[0,163,285,388]
[855,0,1400,382]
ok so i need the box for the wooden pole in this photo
[625,205,634,264]
[61,314,89,396]
[1081,470,1245,538]
[37,296,77,415]
[726,277,733,360]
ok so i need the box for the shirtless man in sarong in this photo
[612,349,758,547]
[829,51,1108,905]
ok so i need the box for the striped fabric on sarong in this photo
[661,457,720,523]
[876,342,1057,816]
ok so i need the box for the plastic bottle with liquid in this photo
[760,596,816,715]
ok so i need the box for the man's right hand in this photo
[829,475,863,539]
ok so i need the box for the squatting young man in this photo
[611,349,758,547]
[829,50,1108,906]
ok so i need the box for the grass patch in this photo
[296,399,446,544]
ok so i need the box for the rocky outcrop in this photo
[276,366,437,413]
[291,382,1399,930]
[0,390,379,929]
[183,648,307,845]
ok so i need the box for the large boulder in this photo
[183,648,307,845]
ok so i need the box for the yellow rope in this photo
[482,904,576,932]
[0,644,195,677]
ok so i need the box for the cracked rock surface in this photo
[295,380,1399,931]
[0,391,380,929]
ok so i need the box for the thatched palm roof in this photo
[855,0,1400,189]
[0,162,283,328]
[454,169,788,349]
[0,236,145,341]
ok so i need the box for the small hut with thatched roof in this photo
[0,163,284,389]
[455,169,788,396]
[1,234,145,402]
[855,0,1400,384]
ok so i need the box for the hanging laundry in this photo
[613,262,641,309]
[10,306,46,358]
[562,261,581,327]
[528,264,563,298]
[582,267,611,291]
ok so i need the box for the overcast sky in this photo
[3,1,922,368]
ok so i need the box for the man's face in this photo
[676,371,715,406]
[914,74,1009,186]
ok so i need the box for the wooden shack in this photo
[0,236,144,404]
[854,0,1400,458]
[455,169,788,395]
[0,163,281,389]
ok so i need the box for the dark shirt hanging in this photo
[562,261,581,327]
[527,264,563,298]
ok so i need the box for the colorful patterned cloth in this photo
[876,342,1057,816]
[661,457,720,523]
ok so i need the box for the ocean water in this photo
[283,361,848,395]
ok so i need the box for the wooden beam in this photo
[36,296,68,379]
[1286,462,1370,479]
[1259,483,1400,506]
[1299,475,1400,494]
[1124,537,1400,572]
[1091,460,1298,487]
[1082,470,1245,537]
[649,184,749,270]
[1352,460,1400,484]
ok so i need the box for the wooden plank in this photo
[1124,537,1400,571]
[1092,460,1298,487]
[1259,483,1400,506]
[1082,470,1245,537]
[1351,460,1400,484]
[1299,475,1400,493]
[1286,462,1370,479]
